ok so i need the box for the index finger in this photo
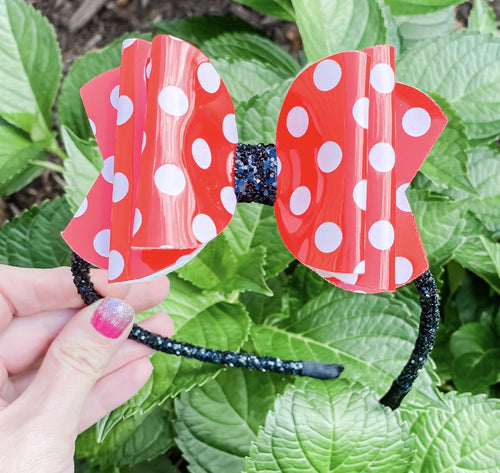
[0,265,169,328]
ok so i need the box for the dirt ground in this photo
[0,0,496,224]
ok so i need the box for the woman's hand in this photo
[0,265,172,473]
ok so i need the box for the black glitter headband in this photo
[71,143,440,410]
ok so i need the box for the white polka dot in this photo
[289,186,311,216]
[74,198,88,218]
[117,95,134,125]
[158,86,189,117]
[396,183,411,212]
[223,114,238,144]
[313,268,337,278]
[286,106,309,138]
[313,59,342,91]
[352,97,369,129]
[142,132,147,153]
[108,250,125,280]
[353,260,365,274]
[197,62,221,93]
[395,256,413,285]
[89,119,96,136]
[133,208,142,236]
[93,229,111,257]
[317,141,342,173]
[276,157,282,176]
[112,172,129,203]
[145,60,152,79]
[154,164,186,196]
[370,63,395,94]
[402,108,431,137]
[192,214,217,243]
[191,138,212,169]
[332,272,358,285]
[368,142,395,173]
[314,222,343,253]
[101,156,114,183]
[122,38,137,50]
[352,179,367,211]
[220,187,236,215]
[110,85,120,110]
[368,220,395,250]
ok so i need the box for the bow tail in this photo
[61,68,121,269]
[393,83,447,287]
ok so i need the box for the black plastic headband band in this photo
[71,252,343,380]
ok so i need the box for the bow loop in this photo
[62,35,237,282]
[275,45,447,293]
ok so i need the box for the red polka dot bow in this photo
[62,36,447,292]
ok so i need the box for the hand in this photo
[0,265,172,473]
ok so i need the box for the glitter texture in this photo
[91,297,134,338]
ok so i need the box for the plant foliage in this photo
[1,0,500,471]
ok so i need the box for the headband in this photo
[65,35,446,409]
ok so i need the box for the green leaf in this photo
[382,0,459,16]
[453,219,500,294]
[420,95,473,193]
[0,0,61,141]
[236,79,291,143]
[154,15,262,49]
[395,7,455,51]
[460,146,500,233]
[407,189,467,268]
[58,32,151,141]
[123,456,182,473]
[251,283,442,407]
[223,203,294,279]
[177,203,294,297]
[246,379,414,473]
[397,31,500,142]
[175,369,289,473]
[233,0,295,21]
[449,323,500,393]
[61,125,102,212]
[0,198,72,268]
[156,17,299,105]
[468,0,499,35]
[407,392,500,473]
[291,0,387,61]
[76,403,176,471]
[205,37,299,105]
[0,122,48,196]
[178,234,272,296]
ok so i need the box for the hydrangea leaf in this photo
[406,392,500,473]
[246,379,414,473]
[0,0,61,141]
[175,369,289,473]
[291,0,387,61]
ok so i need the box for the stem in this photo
[46,137,68,161]
[29,159,66,174]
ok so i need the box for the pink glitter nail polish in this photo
[91,298,134,338]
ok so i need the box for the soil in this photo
[0,0,498,226]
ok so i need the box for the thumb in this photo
[19,297,134,430]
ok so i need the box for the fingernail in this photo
[91,298,134,339]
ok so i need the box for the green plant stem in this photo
[29,159,66,174]
[46,137,68,160]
